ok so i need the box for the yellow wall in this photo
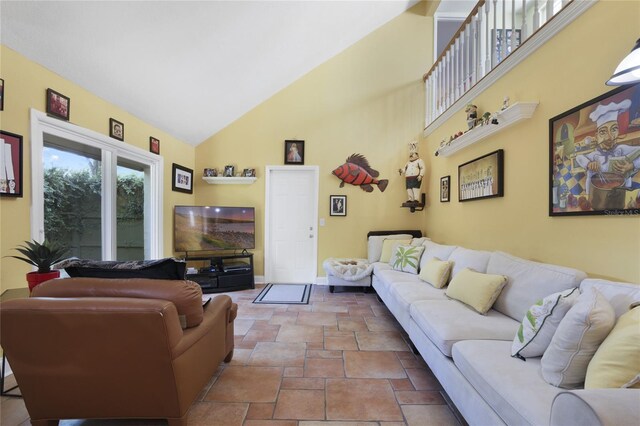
[423,1,640,283]
[195,6,433,276]
[0,46,195,292]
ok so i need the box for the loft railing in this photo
[424,0,576,129]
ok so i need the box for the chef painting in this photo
[398,141,426,204]
[575,100,640,210]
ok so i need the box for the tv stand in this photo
[184,253,254,294]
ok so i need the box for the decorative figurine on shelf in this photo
[491,112,499,125]
[501,96,510,111]
[465,104,478,131]
[398,141,426,204]
[481,112,491,126]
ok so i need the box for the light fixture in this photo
[606,38,640,86]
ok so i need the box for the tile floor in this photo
[1,285,464,426]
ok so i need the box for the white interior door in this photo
[265,166,319,284]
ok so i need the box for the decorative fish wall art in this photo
[332,154,388,192]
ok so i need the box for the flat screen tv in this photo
[174,206,255,252]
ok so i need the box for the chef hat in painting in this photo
[589,99,631,127]
[408,140,418,154]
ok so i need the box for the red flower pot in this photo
[26,270,60,293]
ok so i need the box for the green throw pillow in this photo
[389,244,424,274]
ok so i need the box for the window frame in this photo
[30,109,164,260]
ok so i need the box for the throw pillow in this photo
[419,258,453,289]
[379,239,412,263]
[511,287,579,360]
[367,234,413,263]
[585,306,640,389]
[445,268,507,315]
[541,287,615,388]
[389,245,425,274]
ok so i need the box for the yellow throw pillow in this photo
[380,239,411,263]
[446,268,507,314]
[585,306,640,389]
[419,258,453,289]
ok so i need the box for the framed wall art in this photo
[149,136,160,154]
[458,149,503,202]
[0,78,4,111]
[284,140,305,165]
[0,130,23,197]
[440,175,450,202]
[330,195,347,216]
[46,88,70,121]
[172,163,193,194]
[109,118,124,141]
[549,84,640,216]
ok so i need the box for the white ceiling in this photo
[1,0,427,146]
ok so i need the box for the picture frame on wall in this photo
[110,118,124,141]
[0,78,4,111]
[0,130,24,197]
[440,175,450,202]
[330,195,347,216]
[458,149,504,202]
[172,163,193,194]
[46,88,70,121]
[284,140,305,165]
[549,84,640,216]
[149,137,160,155]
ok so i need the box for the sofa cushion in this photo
[445,268,507,315]
[585,306,640,389]
[410,299,519,357]
[453,340,563,426]
[487,251,587,321]
[512,287,580,359]
[367,234,414,263]
[448,247,492,278]
[386,282,447,330]
[541,287,615,388]
[32,277,204,329]
[380,239,412,263]
[419,241,457,270]
[418,258,453,289]
[389,244,424,274]
[579,278,640,318]
[375,266,423,287]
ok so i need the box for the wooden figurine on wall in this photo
[398,141,425,204]
[465,103,478,131]
[332,153,388,192]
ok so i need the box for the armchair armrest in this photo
[550,389,640,426]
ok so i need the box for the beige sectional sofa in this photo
[370,236,640,426]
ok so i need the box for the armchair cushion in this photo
[32,277,204,328]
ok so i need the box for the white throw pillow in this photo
[541,287,615,388]
[511,287,579,360]
[389,244,425,275]
[367,234,414,263]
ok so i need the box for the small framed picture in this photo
[330,195,347,216]
[0,78,4,111]
[224,165,235,177]
[203,168,217,177]
[149,136,160,154]
[46,88,70,121]
[109,118,124,141]
[440,176,450,202]
[172,163,193,194]
[243,168,256,177]
[0,130,23,197]
[284,140,305,165]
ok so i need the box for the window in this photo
[31,109,163,260]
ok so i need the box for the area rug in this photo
[253,283,311,305]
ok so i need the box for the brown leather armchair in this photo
[0,277,237,426]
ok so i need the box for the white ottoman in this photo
[323,258,373,293]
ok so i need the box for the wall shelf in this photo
[202,177,257,185]
[436,102,539,157]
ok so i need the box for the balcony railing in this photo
[424,0,594,132]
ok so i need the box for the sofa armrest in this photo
[550,389,640,426]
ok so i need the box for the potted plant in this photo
[7,240,68,292]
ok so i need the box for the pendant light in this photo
[606,38,640,86]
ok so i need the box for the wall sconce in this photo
[606,38,640,86]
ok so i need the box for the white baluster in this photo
[477,7,484,80]
[459,28,465,92]
[471,15,477,86]
[485,1,491,74]
[492,0,498,68]
[521,0,527,39]
[501,0,506,62]
[454,38,460,100]
[546,0,554,22]
[510,0,516,58]
[533,0,540,31]
[465,23,471,89]
[445,50,451,108]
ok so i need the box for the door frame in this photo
[264,165,319,283]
